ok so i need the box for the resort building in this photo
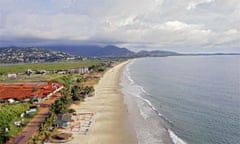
[67,67,89,74]
[0,82,63,102]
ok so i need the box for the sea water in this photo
[120,56,240,144]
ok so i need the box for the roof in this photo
[53,113,72,125]
[0,82,62,100]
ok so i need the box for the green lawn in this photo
[0,60,101,82]
[0,60,100,74]
[0,103,37,143]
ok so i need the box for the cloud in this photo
[0,0,239,52]
[138,21,213,46]
[2,13,96,40]
[187,0,215,10]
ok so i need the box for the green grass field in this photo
[0,60,101,82]
[0,103,36,143]
[0,60,100,74]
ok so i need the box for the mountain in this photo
[137,50,179,57]
[0,45,238,64]
[42,45,135,57]
[42,45,181,57]
[0,45,181,64]
[0,47,75,63]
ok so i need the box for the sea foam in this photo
[168,129,188,144]
[121,60,187,144]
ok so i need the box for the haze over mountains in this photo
[43,45,181,57]
[0,45,177,57]
[1,45,238,64]
[42,45,136,57]
[0,45,179,63]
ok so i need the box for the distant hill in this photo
[42,45,135,57]
[0,45,181,64]
[0,45,238,64]
[0,47,75,63]
[136,50,179,57]
[42,45,181,57]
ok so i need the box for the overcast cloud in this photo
[0,0,239,52]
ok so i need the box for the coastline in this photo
[120,59,174,144]
[68,60,138,144]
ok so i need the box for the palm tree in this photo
[51,99,67,114]
[84,86,95,95]
[71,85,81,101]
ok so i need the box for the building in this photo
[7,74,17,79]
[67,67,89,74]
[53,113,72,127]
[0,82,63,102]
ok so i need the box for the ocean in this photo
[120,56,240,144]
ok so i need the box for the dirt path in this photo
[6,94,60,144]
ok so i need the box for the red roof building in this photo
[0,82,62,100]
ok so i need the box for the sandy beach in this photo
[66,61,138,144]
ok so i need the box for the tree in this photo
[0,103,29,143]
[71,85,81,101]
[61,88,72,105]
[83,86,95,95]
[25,69,32,76]
[51,99,67,114]
[76,76,85,83]
[68,108,76,113]
[0,127,10,143]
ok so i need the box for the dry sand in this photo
[67,61,138,144]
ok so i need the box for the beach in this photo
[120,56,240,144]
[68,61,138,144]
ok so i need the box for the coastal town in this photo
[0,60,121,144]
[1,0,239,143]
[0,47,76,64]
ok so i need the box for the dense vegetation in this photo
[28,73,95,143]
[0,59,111,143]
[0,103,30,143]
[28,109,57,144]
[0,60,100,74]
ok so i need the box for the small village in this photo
[0,61,112,144]
[0,47,76,64]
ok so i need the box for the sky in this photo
[0,0,239,53]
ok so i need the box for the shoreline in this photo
[120,59,174,144]
[68,60,138,144]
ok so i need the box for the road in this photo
[6,94,60,144]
